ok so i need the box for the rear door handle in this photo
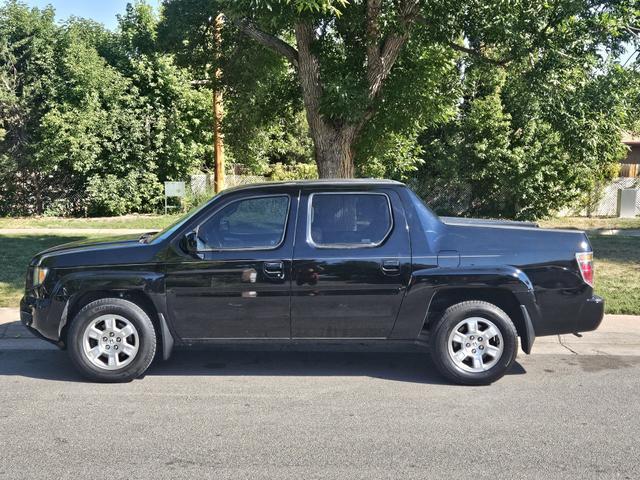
[263,261,285,279]
[381,259,400,275]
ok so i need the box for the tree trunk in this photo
[313,127,355,178]
[32,170,43,215]
[236,4,419,180]
[295,21,356,179]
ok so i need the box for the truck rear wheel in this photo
[429,300,518,385]
[68,298,157,382]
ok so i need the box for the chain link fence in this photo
[188,172,267,193]
[580,177,640,217]
[416,182,473,217]
[225,173,267,188]
[416,177,640,218]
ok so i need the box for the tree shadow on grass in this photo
[589,235,640,263]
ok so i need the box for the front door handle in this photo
[263,261,285,279]
[381,259,400,275]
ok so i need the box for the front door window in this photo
[197,195,290,251]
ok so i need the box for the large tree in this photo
[159,0,457,177]
[413,1,639,219]
[160,0,638,178]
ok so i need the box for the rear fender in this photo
[390,265,539,353]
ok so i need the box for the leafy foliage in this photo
[158,0,315,173]
[268,161,318,180]
[86,171,163,216]
[417,51,635,219]
[0,0,212,216]
[1,0,639,219]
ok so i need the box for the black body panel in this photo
[290,187,411,338]
[164,190,299,339]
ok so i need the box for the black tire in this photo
[67,298,157,382]
[429,300,518,385]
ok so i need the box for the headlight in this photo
[33,266,49,286]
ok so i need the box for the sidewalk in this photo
[0,308,57,350]
[535,314,640,355]
[1,307,638,354]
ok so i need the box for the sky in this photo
[22,0,159,30]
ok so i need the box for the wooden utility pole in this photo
[213,13,225,193]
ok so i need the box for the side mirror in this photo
[183,230,198,254]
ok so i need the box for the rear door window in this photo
[308,193,392,247]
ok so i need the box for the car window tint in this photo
[309,193,392,247]
[198,195,289,250]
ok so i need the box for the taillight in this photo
[576,252,594,286]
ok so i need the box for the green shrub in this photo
[268,162,318,181]
[181,189,214,213]
[86,171,163,216]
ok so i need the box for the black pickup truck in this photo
[21,180,603,384]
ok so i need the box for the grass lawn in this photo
[539,216,640,231]
[0,233,105,307]
[1,230,638,314]
[0,214,179,230]
[589,235,640,315]
[3,214,638,232]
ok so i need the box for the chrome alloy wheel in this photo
[82,314,139,370]
[447,317,504,373]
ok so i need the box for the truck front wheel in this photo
[67,298,157,382]
[429,301,518,385]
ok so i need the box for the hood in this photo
[32,233,160,268]
[36,234,142,258]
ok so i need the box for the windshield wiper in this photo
[138,232,155,244]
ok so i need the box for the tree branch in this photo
[447,41,511,66]
[437,4,568,68]
[365,0,420,101]
[365,0,383,86]
[295,20,334,136]
[233,17,299,68]
[190,79,210,86]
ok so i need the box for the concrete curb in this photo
[1,308,638,355]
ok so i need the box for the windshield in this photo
[148,197,217,243]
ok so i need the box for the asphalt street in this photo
[1,346,639,479]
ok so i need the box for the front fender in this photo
[58,270,164,297]
[52,269,172,354]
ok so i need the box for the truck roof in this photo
[222,178,405,194]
